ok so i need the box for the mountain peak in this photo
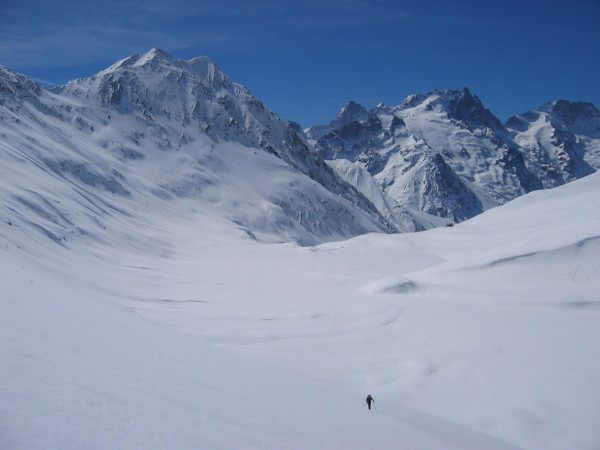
[398,88,502,130]
[445,87,503,130]
[335,100,369,127]
[138,47,177,65]
[338,100,367,117]
[147,47,170,57]
[101,47,177,74]
[93,48,220,83]
[540,100,600,123]
[0,66,43,106]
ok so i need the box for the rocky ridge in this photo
[306,89,600,221]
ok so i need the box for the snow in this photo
[307,91,600,225]
[2,51,600,449]
[306,91,517,222]
[0,58,391,247]
[2,162,600,448]
[507,101,600,187]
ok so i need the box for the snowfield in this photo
[1,49,599,449]
[2,169,599,449]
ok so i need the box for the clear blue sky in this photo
[2,0,599,127]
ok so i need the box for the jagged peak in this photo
[397,89,470,110]
[58,48,232,101]
[433,87,503,129]
[397,88,502,128]
[95,48,219,80]
[337,100,368,119]
[148,47,171,57]
[539,100,600,123]
[0,65,42,97]
[332,100,370,128]
[505,111,541,131]
[0,65,16,77]
[423,87,476,106]
[398,93,426,109]
[101,47,174,73]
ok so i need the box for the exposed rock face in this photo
[507,100,599,188]
[2,51,599,240]
[0,49,407,247]
[307,90,599,222]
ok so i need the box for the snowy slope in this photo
[4,243,463,450]
[2,152,599,448]
[307,89,599,222]
[2,50,600,449]
[326,158,450,231]
[0,50,401,249]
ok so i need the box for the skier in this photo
[366,394,375,411]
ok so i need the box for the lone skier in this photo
[366,394,375,411]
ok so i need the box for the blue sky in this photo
[1,0,599,127]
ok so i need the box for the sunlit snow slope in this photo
[2,159,599,449]
[1,49,599,450]
[0,50,398,249]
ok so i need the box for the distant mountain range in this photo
[1,48,599,245]
[305,89,600,222]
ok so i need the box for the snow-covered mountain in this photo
[6,50,596,240]
[3,148,599,449]
[506,100,599,187]
[3,49,600,449]
[306,89,600,222]
[1,48,412,247]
